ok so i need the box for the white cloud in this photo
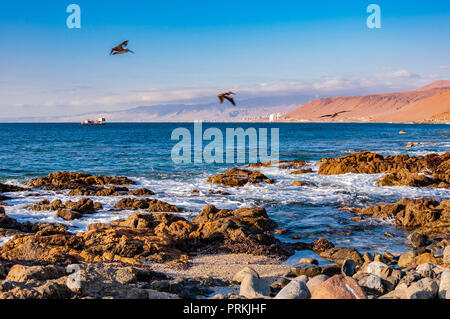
[381,70,420,79]
[439,65,449,70]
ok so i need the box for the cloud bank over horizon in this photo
[3,69,447,120]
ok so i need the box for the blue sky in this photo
[0,0,449,117]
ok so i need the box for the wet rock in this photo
[311,275,367,299]
[26,171,135,190]
[439,270,450,299]
[311,238,335,253]
[0,183,28,193]
[128,188,155,196]
[341,259,357,276]
[306,274,329,295]
[65,198,96,214]
[30,198,102,218]
[344,198,450,237]
[239,274,270,299]
[233,267,259,283]
[56,209,83,221]
[318,152,450,177]
[0,206,5,216]
[207,168,275,187]
[319,247,363,266]
[375,170,449,188]
[114,198,183,213]
[274,280,311,299]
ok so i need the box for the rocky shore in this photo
[0,151,449,299]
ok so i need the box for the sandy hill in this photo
[285,80,450,123]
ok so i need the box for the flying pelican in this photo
[110,41,135,55]
[319,110,350,119]
[217,91,236,106]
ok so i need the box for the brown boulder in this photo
[56,209,83,221]
[344,198,449,237]
[0,183,29,193]
[114,198,182,213]
[311,238,335,253]
[311,275,367,299]
[128,188,155,196]
[376,170,449,188]
[207,168,275,187]
[318,151,450,177]
[26,171,135,190]
[319,247,364,266]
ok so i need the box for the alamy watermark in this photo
[66,4,81,29]
[171,121,279,164]
[66,264,81,290]
[367,4,381,29]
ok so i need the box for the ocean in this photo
[1,122,449,261]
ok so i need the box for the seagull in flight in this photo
[218,91,236,106]
[319,110,350,118]
[110,41,134,55]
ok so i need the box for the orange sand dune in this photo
[285,80,450,123]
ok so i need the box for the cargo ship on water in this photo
[81,118,106,126]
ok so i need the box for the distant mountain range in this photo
[284,80,450,123]
[2,81,449,123]
[2,94,315,123]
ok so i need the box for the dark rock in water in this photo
[311,238,335,253]
[376,170,449,188]
[128,188,155,196]
[207,168,275,187]
[114,198,183,213]
[57,209,83,221]
[341,259,357,276]
[0,195,12,201]
[407,232,429,249]
[0,206,5,217]
[343,198,450,238]
[0,183,28,193]
[318,151,450,178]
[25,171,135,190]
[30,198,102,219]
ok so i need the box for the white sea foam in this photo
[2,160,449,255]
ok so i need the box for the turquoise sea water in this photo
[0,123,449,257]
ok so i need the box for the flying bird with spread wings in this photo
[110,41,135,55]
[217,91,236,106]
[319,111,350,119]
